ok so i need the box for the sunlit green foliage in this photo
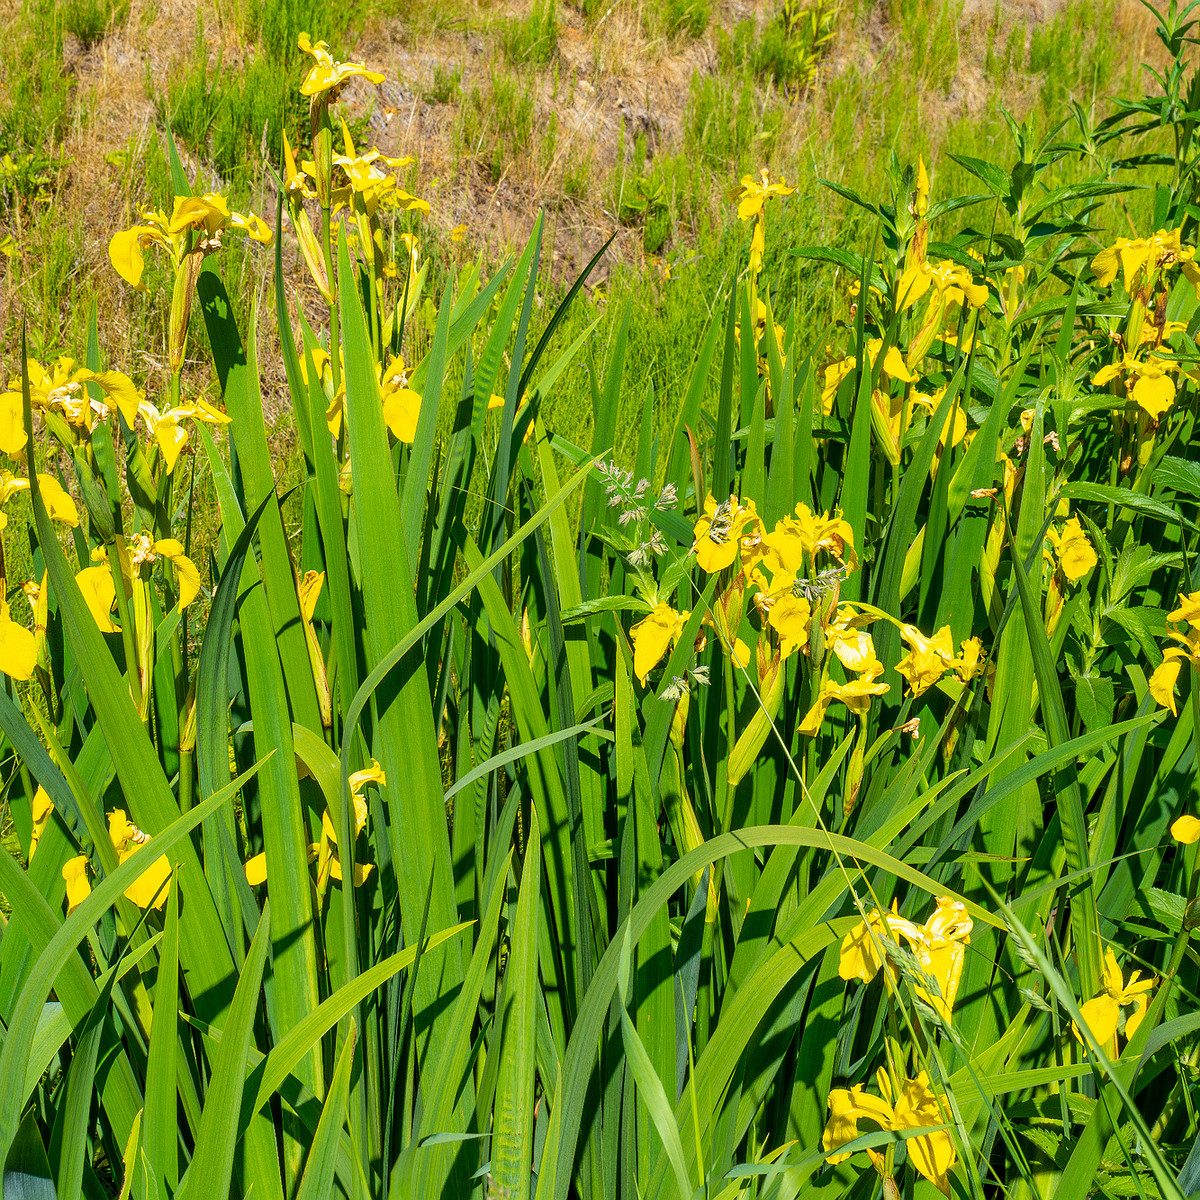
[5,4,1200,1200]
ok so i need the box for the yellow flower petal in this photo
[798,692,832,737]
[692,495,759,574]
[1132,367,1175,419]
[108,227,153,289]
[0,392,25,455]
[1150,656,1182,716]
[382,386,422,443]
[766,593,811,659]
[75,565,119,634]
[245,852,267,886]
[1125,992,1151,1039]
[630,603,687,686]
[120,844,172,910]
[75,369,142,426]
[838,912,889,984]
[1074,994,1120,1046]
[1091,244,1121,288]
[169,194,232,236]
[63,855,91,913]
[36,474,79,527]
[1168,591,1200,627]
[821,1088,863,1163]
[1171,814,1200,844]
[29,786,52,859]
[154,539,200,609]
[0,611,37,680]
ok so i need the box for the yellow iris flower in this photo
[825,607,881,673]
[61,808,172,914]
[955,636,986,681]
[329,123,428,219]
[838,895,972,1022]
[732,168,795,275]
[76,551,120,634]
[823,1069,957,1196]
[108,194,271,291]
[1072,946,1155,1047]
[297,33,385,100]
[692,494,762,575]
[895,624,955,697]
[137,399,232,474]
[1046,516,1097,583]
[798,640,889,736]
[1168,591,1200,625]
[760,502,857,573]
[630,603,690,686]
[76,537,200,632]
[898,256,988,313]
[1092,352,1178,420]
[0,358,142,452]
[911,387,967,456]
[1091,227,1200,298]
[895,624,986,698]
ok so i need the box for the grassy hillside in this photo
[0,0,1163,416]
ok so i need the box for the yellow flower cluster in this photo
[895,625,984,698]
[1091,227,1200,298]
[1090,228,1200,419]
[284,123,429,225]
[824,892,973,1194]
[0,357,142,455]
[631,489,987,751]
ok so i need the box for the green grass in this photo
[5,6,1200,1200]
[500,0,558,65]
[61,0,129,45]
